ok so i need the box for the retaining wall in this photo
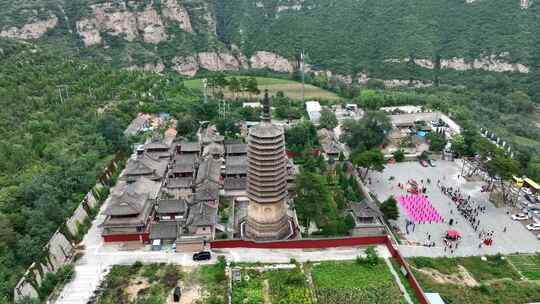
[13,154,122,302]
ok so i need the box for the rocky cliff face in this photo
[169,51,292,76]
[385,56,529,73]
[0,0,534,79]
[75,0,193,46]
[0,15,58,40]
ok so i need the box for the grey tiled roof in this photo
[187,202,217,227]
[149,221,178,240]
[180,142,201,153]
[226,144,247,155]
[224,177,247,191]
[124,153,168,180]
[156,199,188,214]
[350,201,382,218]
[194,184,220,202]
[226,155,247,175]
[165,177,193,189]
[104,191,149,216]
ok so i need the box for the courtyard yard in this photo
[367,160,540,256]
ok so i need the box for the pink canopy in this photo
[446,229,460,238]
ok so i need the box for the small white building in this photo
[306,101,322,123]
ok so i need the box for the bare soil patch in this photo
[416,265,478,287]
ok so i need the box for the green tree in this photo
[450,134,467,157]
[352,149,386,180]
[246,76,260,99]
[486,154,520,204]
[319,108,338,130]
[293,171,333,227]
[341,111,391,152]
[228,77,241,99]
[380,197,399,221]
[392,149,405,162]
[285,121,318,154]
[427,132,447,152]
[176,114,198,138]
[527,157,540,183]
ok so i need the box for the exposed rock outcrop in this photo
[0,16,58,40]
[385,56,529,73]
[162,0,193,32]
[128,62,165,73]
[172,55,199,76]
[169,51,295,76]
[198,52,247,71]
[76,0,193,47]
[441,56,529,73]
[249,51,294,73]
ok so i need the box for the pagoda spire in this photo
[261,89,271,123]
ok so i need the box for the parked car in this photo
[526,223,540,231]
[529,207,540,215]
[512,213,530,221]
[419,160,429,167]
[193,251,211,261]
[428,160,436,167]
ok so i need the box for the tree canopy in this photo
[341,111,391,152]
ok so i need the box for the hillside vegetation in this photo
[0,37,200,302]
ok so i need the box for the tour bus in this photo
[524,178,540,194]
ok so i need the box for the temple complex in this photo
[244,91,292,240]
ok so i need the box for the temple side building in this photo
[244,91,292,240]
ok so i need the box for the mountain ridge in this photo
[0,0,538,80]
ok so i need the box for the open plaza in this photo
[367,160,540,257]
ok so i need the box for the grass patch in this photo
[508,254,540,280]
[184,76,340,101]
[97,263,183,304]
[414,270,540,304]
[408,255,521,282]
[311,260,402,303]
[232,266,311,304]
[193,262,227,303]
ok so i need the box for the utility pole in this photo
[300,50,305,104]
[203,78,208,104]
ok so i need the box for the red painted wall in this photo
[211,236,388,249]
[385,239,429,304]
[103,233,149,243]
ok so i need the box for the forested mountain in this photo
[0,0,539,88]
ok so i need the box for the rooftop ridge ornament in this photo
[261,89,271,123]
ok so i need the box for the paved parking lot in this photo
[367,160,540,257]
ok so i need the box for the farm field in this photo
[310,260,403,304]
[508,254,540,280]
[232,266,311,304]
[183,76,341,101]
[408,255,540,304]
